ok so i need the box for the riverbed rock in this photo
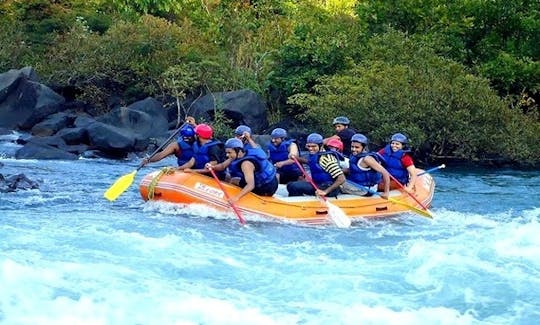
[0,172,40,192]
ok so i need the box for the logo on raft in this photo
[195,182,225,199]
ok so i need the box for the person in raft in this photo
[267,127,303,184]
[377,132,417,192]
[206,138,278,202]
[141,124,198,167]
[181,124,227,180]
[340,134,390,199]
[323,116,356,157]
[325,137,349,169]
[287,133,345,197]
[234,125,259,149]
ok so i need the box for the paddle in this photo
[346,180,432,219]
[417,164,445,176]
[292,157,351,228]
[103,124,186,201]
[207,167,246,225]
[388,174,431,213]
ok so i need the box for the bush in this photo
[289,30,540,165]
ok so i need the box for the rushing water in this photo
[1,155,539,325]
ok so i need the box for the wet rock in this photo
[0,172,40,192]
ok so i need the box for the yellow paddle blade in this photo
[104,170,137,201]
[325,200,351,228]
[388,198,433,219]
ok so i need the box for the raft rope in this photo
[147,167,176,200]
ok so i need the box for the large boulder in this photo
[86,121,136,155]
[84,97,168,155]
[15,142,78,160]
[0,67,65,130]
[190,89,268,133]
[97,97,168,139]
[31,112,74,136]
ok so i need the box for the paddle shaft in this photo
[388,174,430,211]
[208,168,246,225]
[138,123,187,171]
[292,157,328,202]
[292,157,351,228]
[417,164,445,176]
[346,180,432,218]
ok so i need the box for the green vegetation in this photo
[0,0,538,166]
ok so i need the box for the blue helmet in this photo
[234,125,252,136]
[332,116,350,126]
[306,133,323,145]
[270,128,287,138]
[180,125,195,137]
[351,133,368,145]
[225,138,244,149]
[390,133,408,144]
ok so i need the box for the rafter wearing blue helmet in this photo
[340,134,391,198]
[234,125,258,149]
[324,116,356,156]
[141,124,198,168]
[267,128,302,184]
[287,133,346,197]
[208,137,278,200]
[377,132,417,192]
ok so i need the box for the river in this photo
[1,155,539,324]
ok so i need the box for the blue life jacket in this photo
[194,140,225,178]
[307,151,340,186]
[176,139,197,166]
[267,139,301,174]
[347,152,382,186]
[229,147,276,186]
[379,144,409,184]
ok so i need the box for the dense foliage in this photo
[0,0,538,166]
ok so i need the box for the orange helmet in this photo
[195,124,213,139]
[326,138,344,152]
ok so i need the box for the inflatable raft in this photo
[139,168,435,225]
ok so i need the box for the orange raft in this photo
[139,168,435,225]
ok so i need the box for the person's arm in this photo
[230,161,256,203]
[402,155,416,192]
[205,157,233,172]
[178,157,195,171]
[274,142,300,168]
[317,154,345,196]
[364,156,390,199]
[405,164,417,192]
[142,142,179,166]
[243,132,259,148]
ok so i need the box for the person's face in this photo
[327,146,340,153]
[350,142,364,155]
[305,143,320,154]
[271,137,283,146]
[334,124,346,132]
[226,148,239,159]
[390,141,403,152]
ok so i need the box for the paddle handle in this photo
[292,157,327,202]
[208,168,246,225]
[417,164,445,176]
